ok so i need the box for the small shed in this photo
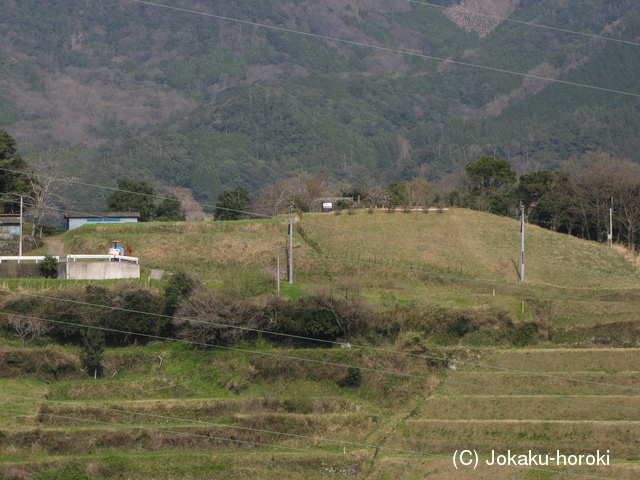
[0,214,21,238]
[64,212,140,231]
[310,197,357,213]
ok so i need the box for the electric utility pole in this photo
[288,204,294,284]
[520,203,525,283]
[276,246,281,295]
[19,195,23,258]
[609,197,613,249]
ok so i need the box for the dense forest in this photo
[0,0,638,215]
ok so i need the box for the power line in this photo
[2,196,640,396]
[9,197,283,252]
[408,0,640,48]
[443,380,640,412]
[26,195,640,284]
[0,316,633,476]
[0,406,457,479]
[5,164,640,284]
[297,217,640,282]
[303,250,640,311]
[128,0,640,99]
[0,406,322,454]
[4,309,640,416]
[0,167,271,220]
[11,197,634,299]
[0,407,448,480]
[0,311,436,382]
[34,191,640,283]
[0,394,434,457]
[12,182,640,286]
[1,405,598,480]
[9,396,582,480]
[3,287,640,394]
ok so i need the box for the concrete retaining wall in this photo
[0,263,42,278]
[58,262,140,280]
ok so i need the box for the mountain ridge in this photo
[0,0,638,211]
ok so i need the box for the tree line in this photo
[1,272,539,377]
[246,154,640,252]
[5,127,640,251]
[449,154,640,250]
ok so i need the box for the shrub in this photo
[86,284,166,346]
[39,255,59,278]
[163,271,196,316]
[97,453,133,478]
[100,288,166,345]
[34,461,89,480]
[372,320,401,343]
[511,322,539,346]
[172,288,271,347]
[80,328,105,378]
[395,331,429,354]
[338,366,362,388]
[303,309,343,341]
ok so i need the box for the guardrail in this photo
[0,255,139,264]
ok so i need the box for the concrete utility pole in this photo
[609,197,613,249]
[288,204,294,284]
[276,246,281,295]
[1,193,35,259]
[19,195,23,258]
[520,203,525,283]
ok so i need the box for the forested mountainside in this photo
[0,0,638,211]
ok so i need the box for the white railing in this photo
[0,256,58,264]
[67,255,139,264]
[0,255,139,264]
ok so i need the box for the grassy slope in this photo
[2,209,640,479]
[61,208,640,328]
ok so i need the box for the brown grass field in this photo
[1,210,639,478]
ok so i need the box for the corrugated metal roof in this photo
[0,215,21,225]
[64,212,140,219]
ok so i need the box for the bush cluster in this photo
[0,273,542,368]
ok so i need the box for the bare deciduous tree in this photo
[253,180,289,216]
[8,315,51,345]
[27,154,78,237]
[362,178,389,211]
[172,290,268,347]
[403,177,429,210]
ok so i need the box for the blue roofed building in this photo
[64,212,140,231]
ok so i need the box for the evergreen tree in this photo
[465,156,516,192]
[0,129,32,213]
[155,195,186,221]
[214,187,251,221]
[80,329,105,378]
[105,179,155,221]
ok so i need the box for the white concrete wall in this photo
[59,261,140,280]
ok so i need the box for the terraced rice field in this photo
[386,348,640,479]
[1,346,639,479]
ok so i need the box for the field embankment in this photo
[1,209,639,478]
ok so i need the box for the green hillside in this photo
[1,210,640,478]
[0,0,639,211]
[49,208,640,335]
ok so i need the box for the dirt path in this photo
[46,236,64,256]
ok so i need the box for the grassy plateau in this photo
[1,208,639,479]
